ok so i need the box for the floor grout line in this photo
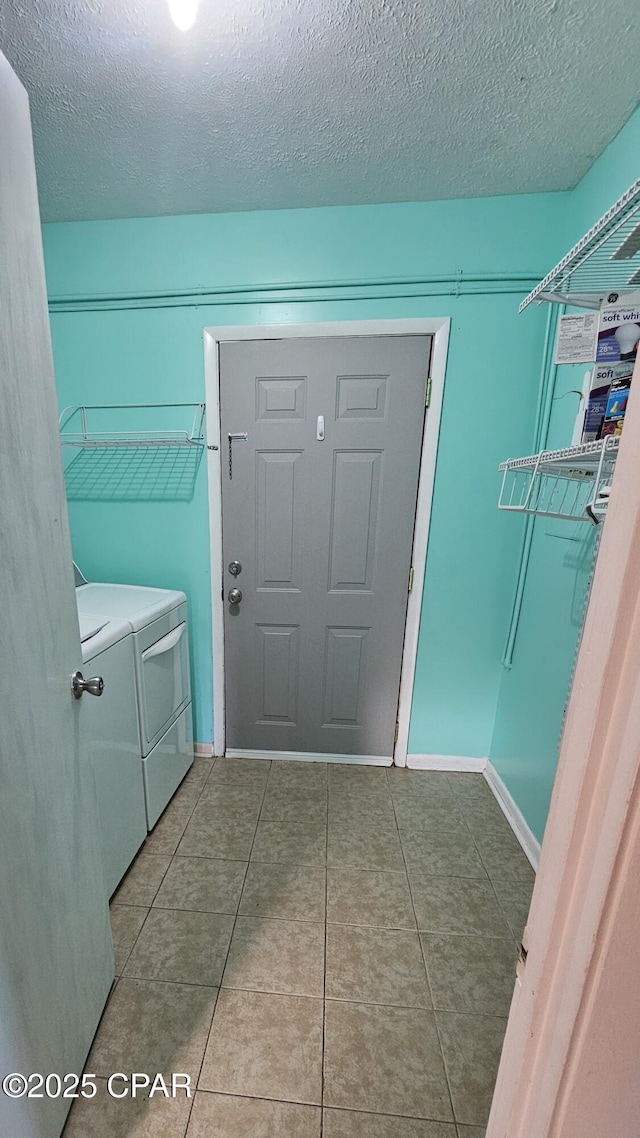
[165,754,263,1135]
[192,757,272,1104]
[390,771,459,1130]
[105,975,220,990]
[193,1084,457,1123]
[151,905,325,922]
[110,757,217,960]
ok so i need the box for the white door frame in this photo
[203,317,450,764]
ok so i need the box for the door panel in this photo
[329,450,381,591]
[336,374,388,418]
[220,335,430,758]
[322,627,369,726]
[255,451,304,589]
[257,376,307,419]
[0,54,114,1137]
[256,625,300,723]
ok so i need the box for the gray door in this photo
[220,335,430,759]
[0,54,114,1138]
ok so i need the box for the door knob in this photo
[71,670,105,699]
[228,588,243,605]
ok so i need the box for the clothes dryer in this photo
[76,577,194,828]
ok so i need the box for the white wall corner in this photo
[406,753,488,772]
[193,741,215,758]
[484,760,541,870]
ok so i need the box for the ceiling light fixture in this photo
[167,0,199,31]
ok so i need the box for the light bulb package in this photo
[582,360,635,444]
[596,304,640,363]
[590,305,638,439]
[581,375,611,443]
[602,375,632,437]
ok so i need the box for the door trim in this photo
[203,317,450,764]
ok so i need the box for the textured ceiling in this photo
[0,0,639,223]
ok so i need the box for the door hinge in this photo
[394,720,400,744]
[425,375,432,408]
[408,565,414,593]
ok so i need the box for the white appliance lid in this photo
[79,614,108,642]
[79,612,132,662]
[76,582,186,631]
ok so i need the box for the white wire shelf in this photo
[58,403,214,501]
[498,438,620,524]
[520,178,640,311]
[59,403,210,448]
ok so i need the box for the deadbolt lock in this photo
[229,560,242,576]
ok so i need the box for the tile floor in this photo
[63,757,535,1138]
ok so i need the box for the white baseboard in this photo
[406,753,488,772]
[484,760,541,871]
[194,742,215,758]
[225,748,391,766]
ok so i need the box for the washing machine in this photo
[79,612,147,895]
[75,574,194,829]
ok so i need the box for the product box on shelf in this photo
[582,360,634,442]
[596,305,640,364]
[601,376,632,438]
[582,383,610,443]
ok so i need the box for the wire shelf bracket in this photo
[520,178,640,312]
[498,438,620,524]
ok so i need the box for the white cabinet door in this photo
[0,53,114,1138]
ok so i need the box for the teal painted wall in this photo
[490,104,640,842]
[44,196,564,298]
[489,385,597,841]
[43,193,567,749]
[406,292,550,756]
